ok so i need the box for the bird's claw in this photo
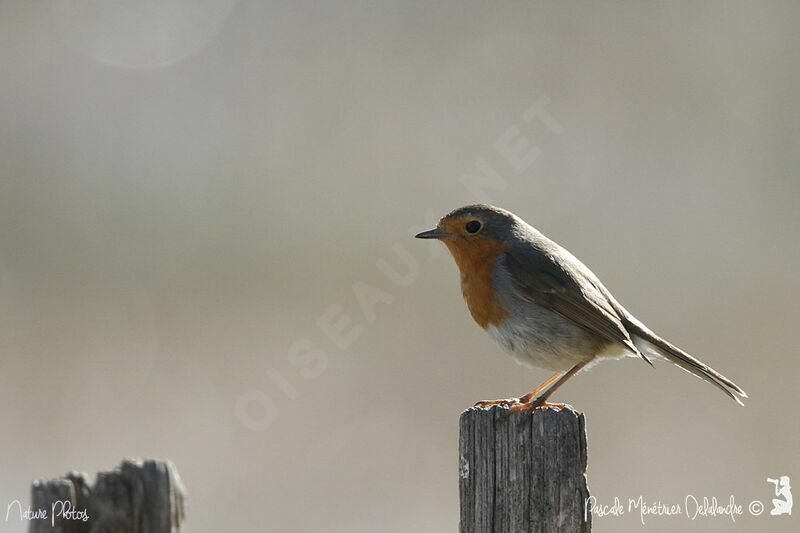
[474,398,521,408]
[509,401,572,413]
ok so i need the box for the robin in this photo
[415,204,746,411]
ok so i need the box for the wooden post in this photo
[459,405,591,533]
[29,459,185,533]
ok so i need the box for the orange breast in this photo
[444,238,509,329]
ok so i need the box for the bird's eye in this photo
[465,220,482,234]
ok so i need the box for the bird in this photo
[415,204,746,411]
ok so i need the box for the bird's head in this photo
[415,204,519,267]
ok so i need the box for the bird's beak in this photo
[414,227,451,240]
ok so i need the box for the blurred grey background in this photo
[1,1,798,532]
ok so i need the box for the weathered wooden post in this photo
[459,405,591,532]
[28,458,185,533]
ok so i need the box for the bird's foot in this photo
[509,400,572,413]
[474,398,521,408]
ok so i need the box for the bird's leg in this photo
[510,361,588,412]
[518,371,564,404]
[474,371,564,408]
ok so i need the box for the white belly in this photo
[486,315,594,372]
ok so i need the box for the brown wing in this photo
[505,244,640,356]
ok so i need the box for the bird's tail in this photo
[624,315,748,406]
